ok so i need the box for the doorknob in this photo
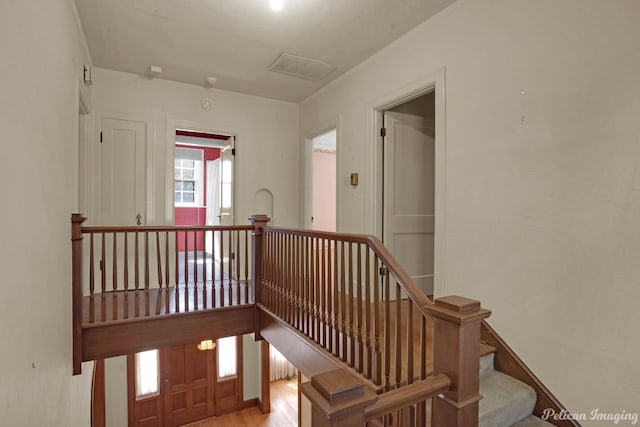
[136,213,142,226]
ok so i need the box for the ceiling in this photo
[75,0,456,102]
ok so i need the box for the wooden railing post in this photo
[71,213,86,375]
[426,296,491,427]
[249,214,270,340]
[301,369,376,427]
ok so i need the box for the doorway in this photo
[308,128,337,232]
[382,92,436,296]
[127,337,242,427]
[172,129,235,284]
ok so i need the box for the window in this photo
[175,148,203,206]
[135,349,159,399]
[217,336,237,379]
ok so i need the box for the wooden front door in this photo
[163,344,215,427]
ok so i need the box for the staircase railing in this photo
[249,215,491,427]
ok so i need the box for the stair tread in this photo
[480,342,497,357]
[511,415,555,427]
[479,370,536,427]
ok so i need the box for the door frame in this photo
[366,67,447,296]
[165,119,238,226]
[303,118,341,231]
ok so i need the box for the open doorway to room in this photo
[381,91,436,297]
[173,129,234,285]
[307,128,337,232]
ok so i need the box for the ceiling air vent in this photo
[268,53,337,81]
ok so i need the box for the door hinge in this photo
[231,148,236,156]
[100,131,103,143]
[380,127,386,137]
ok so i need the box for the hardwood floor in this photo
[183,378,298,427]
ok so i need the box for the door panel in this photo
[100,117,146,226]
[163,344,214,427]
[383,110,435,295]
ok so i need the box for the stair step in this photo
[479,369,536,427]
[511,415,555,427]
[480,342,497,357]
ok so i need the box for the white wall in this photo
[90,67,299,421]
[90,67,300,228]
[0,0,93,425]
[300,0,640,423]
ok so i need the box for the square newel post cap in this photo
[426,295,491,324]
[249,214,270,227]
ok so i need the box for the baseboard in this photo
[239,397,259,410]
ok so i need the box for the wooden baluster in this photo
[145,232,150,293]
[123,233,129,295]
[384,265,390,390]
[227,229,232,306]
[101,233,106,295]
[184,230,189,287]
[244,229,249,304]
[333,240,339,357]
[407,301,414,385]
[219,229,224,307]
[174,231,179,314]
[365,247,371,379]
[112,233,118,321]
[165,231,169,288]
[89,234,95,298]
[123,235,129,318]
[295,234,301,330]
[396,281,402,388]
[287,234,293,323]
[318,239,328,348]
[236,230,241,304]
[302,235,308,336]
[420,316,427,380]
[305,236,311,338]
[112,232,118,293]
[340,241,347,363]
[373,256,381,386]
[314,237,321,342]
[156,232,163,291]
[193,230,198,311]
[356,243,363,373]
[325,239,334,353]
[348,242,354,367]
[193,230,198,289]
[203,230,208,310]
[278,232,283,315]
[134,232,140,294]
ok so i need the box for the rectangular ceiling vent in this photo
[268,53,337,81]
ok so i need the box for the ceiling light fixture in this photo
[197,339,216,351]
[270,0,283,12]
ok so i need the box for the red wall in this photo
[175,144,220,251]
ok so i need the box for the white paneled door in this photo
[99,117,146,226]
[383,110,435,295]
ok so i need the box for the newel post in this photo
[301,369,377,427]
[71,213,86,375]
[426,296,491,427]
[249,214,270,340]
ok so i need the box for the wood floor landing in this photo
[82,280,252,325]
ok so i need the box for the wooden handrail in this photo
[263,227,434,313]
[81,224,253,233]
[363,374,450,420]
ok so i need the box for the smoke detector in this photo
[268,53,337,81]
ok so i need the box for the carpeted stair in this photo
[479,352,555,427]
